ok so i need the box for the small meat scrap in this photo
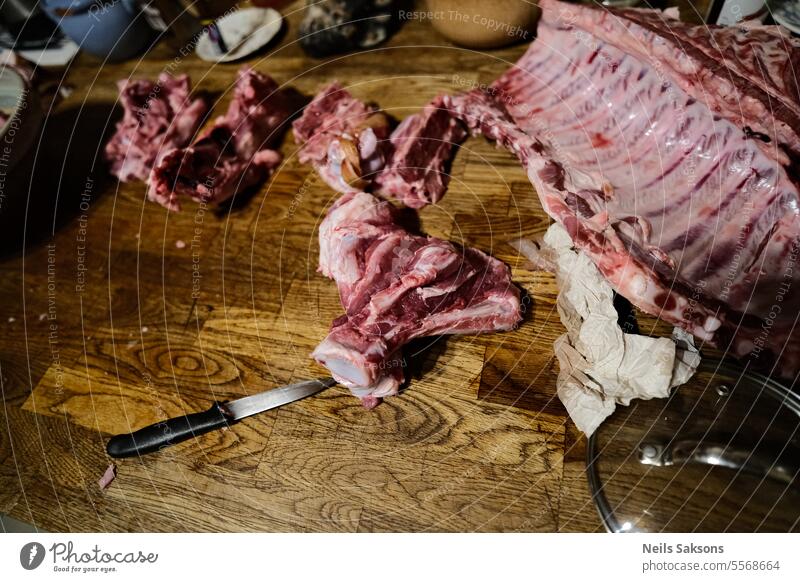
[374,96,467,208]
[104,74,208,182]
[292,81,392,194]
[312,191,522,406]
[98,463,117,490]
[299,0,400,58]
[149,67,294,211]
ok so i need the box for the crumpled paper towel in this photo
[521,224,700,436]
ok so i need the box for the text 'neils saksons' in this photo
[643,543,724,554]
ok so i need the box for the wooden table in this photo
[0,1,708,532]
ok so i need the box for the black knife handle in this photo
[106,402,233,458]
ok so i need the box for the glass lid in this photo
[587,360,800,532]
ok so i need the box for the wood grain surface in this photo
[0,1,715,532]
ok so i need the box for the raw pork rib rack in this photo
[149,68,295,212]
[444,0,800,378]
[312,191,522,407]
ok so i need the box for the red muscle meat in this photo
[444,0,800,377]
[374,95,467,208]
[293,83,467,208]
[104,74,207,182]
[312,191,522,406]
[148,67,293,211]
[292,81,392,193]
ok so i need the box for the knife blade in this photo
[106,377,335,458]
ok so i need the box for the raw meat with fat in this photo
[294,83,467,208]
[312,191,522,405]
[374,96,467,208]
[104,74,208,182]
[292,81,392,193]
[148,67,294,211]
[444,0,800,377]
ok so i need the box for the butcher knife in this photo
[106,377,336,458]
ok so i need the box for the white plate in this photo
[196,8,283,63]
[771,0,800,35]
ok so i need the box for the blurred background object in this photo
[767,0,800,32]
[0,63,45,244]
[148,0,208,47]
[425,0,539,49]
[706,0,767,23]
[195,6,284,63]
[299,0,406,57]
[39,0,154,62]
[0,64,42,171]
[0,0,61,50]
[0,2,78,68]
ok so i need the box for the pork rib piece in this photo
[292,81,392,194]
[148,68,294,211]
[104,74,208,182]
[374,95,467,208]
[294,83,467,208]
[312,191,522,406]
[445,0,800,376]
